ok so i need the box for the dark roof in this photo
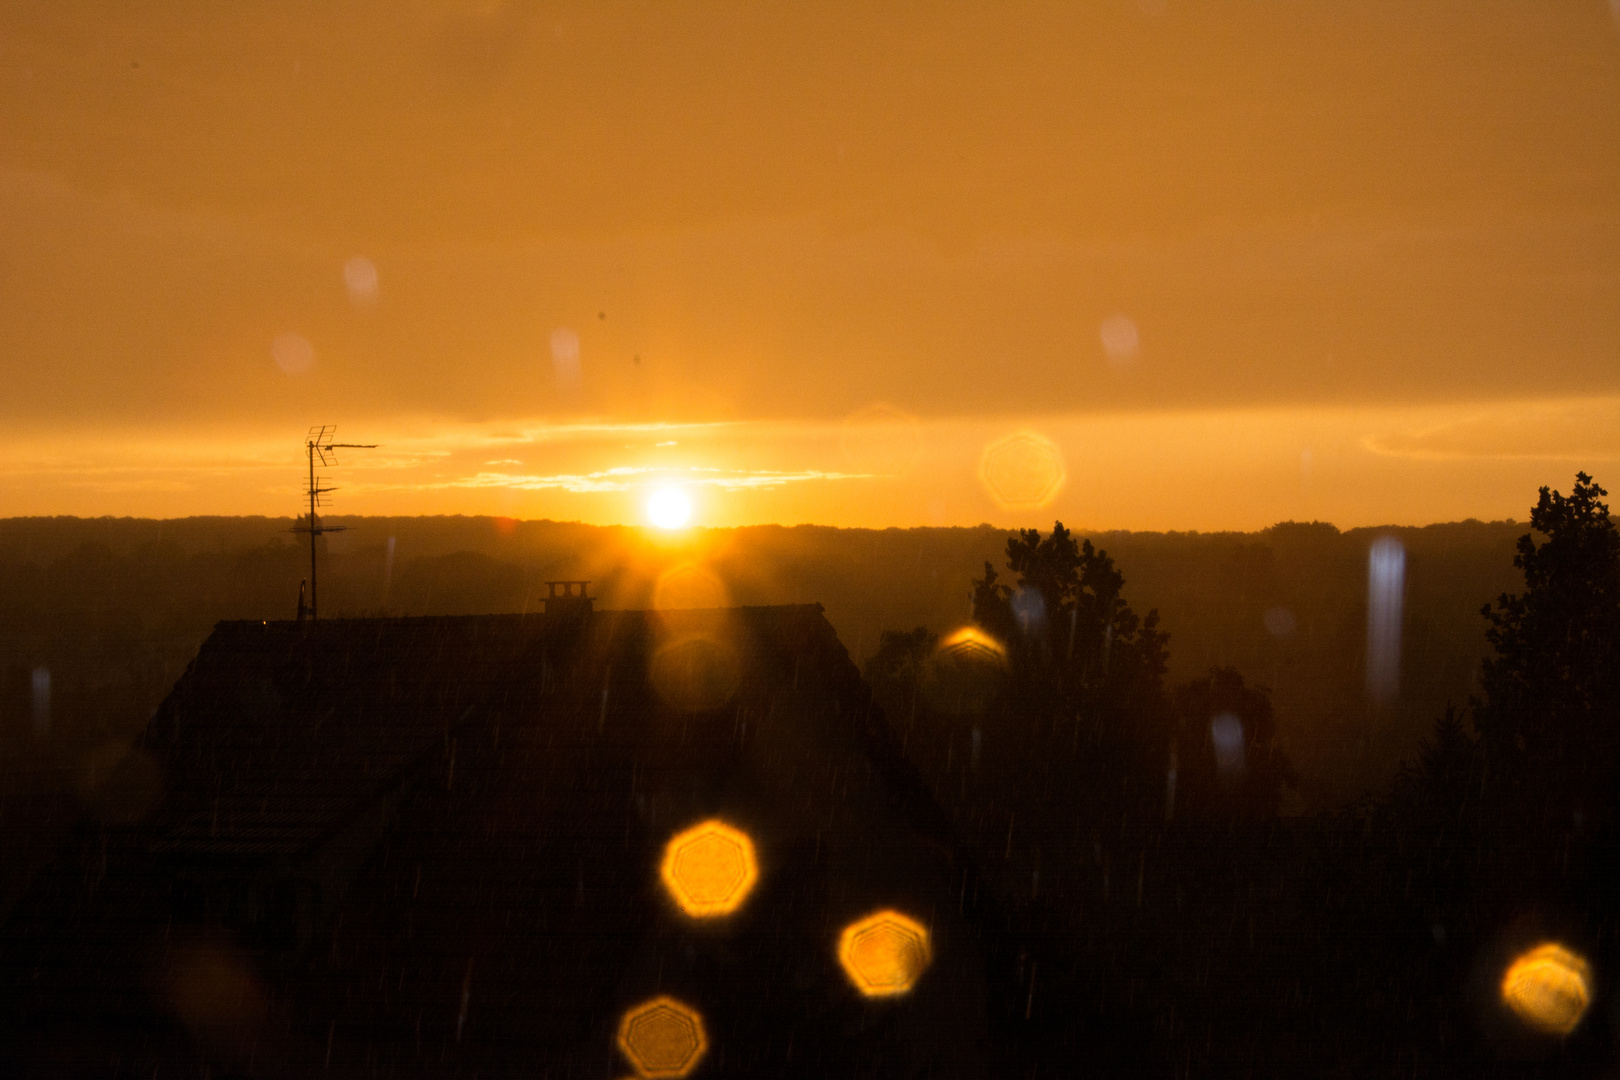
[0,606,998,1077]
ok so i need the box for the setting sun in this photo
[648,487,693,529]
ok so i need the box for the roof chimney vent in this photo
[543,580,594,618]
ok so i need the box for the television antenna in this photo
[292,425,378,622]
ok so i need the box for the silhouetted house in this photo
[0,605,993,1077]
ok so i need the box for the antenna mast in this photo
[293,425,378,622]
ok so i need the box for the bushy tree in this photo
[1473,472,1620,832]
[971,522,1168,698]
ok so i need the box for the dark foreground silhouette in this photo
[0,474,1613,1076]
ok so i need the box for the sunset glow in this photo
[0,3,1612,531]
[647,487,693,530]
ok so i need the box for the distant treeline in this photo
[0,512,1525,808]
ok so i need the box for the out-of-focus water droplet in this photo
[343,256,379,307]
[272,333,315,375]
[1211,712,1246,782]
[838,909,933,997]
[841,402,923,476]
[30,666,49,735]
[1011,586,1046,637]
[1099,314,1140,366]
[1263,606,1296,637]
[551,326,581,392]
[1501,942,1591,1036]
[1366,536,1405,703]
[659,819,759,918]
[167,939,268,1053]
[980,431,1066,509]
[617,996,708,1078]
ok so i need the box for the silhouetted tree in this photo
[1474,472,1620,839]
[971,522,1168,698]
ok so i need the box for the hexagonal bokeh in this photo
[935,627,1006,668]
[837,909,933,998]
[660,819,759,918]
[979,430,1066,510]
[616,996,708,1079]
[1501,941,1592,1036]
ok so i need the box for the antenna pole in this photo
[308,436,319,621]
[294,426,378,625]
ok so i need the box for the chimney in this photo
[542,580,594,619]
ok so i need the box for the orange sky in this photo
[2,2,1617,529]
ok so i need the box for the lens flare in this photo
[1501,942,1592,1036]
[648,487,692,529]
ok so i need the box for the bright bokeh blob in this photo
[838,909,933,997]
[660,819,759,918]
[927,626,1008,717]
[648,487,693,529]
[936,627,1007,667]
[1501,942,1592,1036]
[979,431,1065,510]
[616,995,708,1079]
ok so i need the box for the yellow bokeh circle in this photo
[1501,941,1592,1036]
[660,819,760,918]
[837,909,933,997]
[979,430,1065,510]
[616,995,708,1079]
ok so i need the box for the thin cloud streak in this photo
[0,396,1616,528]
[408,465,870,495]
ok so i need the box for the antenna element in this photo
[292,425,378,622]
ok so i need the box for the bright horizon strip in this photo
[0,394,1616,530]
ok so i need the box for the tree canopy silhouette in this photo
[1474,472,1620,834]
[971,522,1168,701]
